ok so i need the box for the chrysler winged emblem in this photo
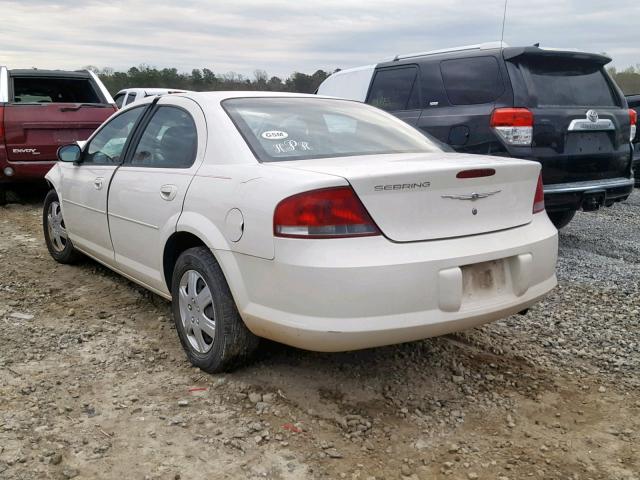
[441,190,501,201]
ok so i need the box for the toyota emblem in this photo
[586,109,599,123]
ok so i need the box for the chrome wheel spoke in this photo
[195,286,212,311]
[193,326,207,352]
[199,312,216,338]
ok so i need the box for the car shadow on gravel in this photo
[1,182,49,207]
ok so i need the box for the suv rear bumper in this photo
[544,177,634,212]
[0,158,56,184]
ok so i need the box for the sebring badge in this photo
[586,109,599,123]
[441,190,501,201]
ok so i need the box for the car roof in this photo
[8,69,93,78]
[116,87,188,95]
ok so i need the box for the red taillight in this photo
[630,109,637,142]
[533,173,545,214]
[490,108,534,127]
[456,168,496,179]
[274,186,380,238]
[490,108,533,146]
[0,106,5,143]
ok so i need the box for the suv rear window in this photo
[440,57,504,105]
[223,97,440,162]
[518,58,618,107]
[12,76,101,104]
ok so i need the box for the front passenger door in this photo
[108,96,207,294]
[60,106,145,263]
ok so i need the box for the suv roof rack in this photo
[390,41,507,62]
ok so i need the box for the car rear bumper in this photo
[217,213,558,352]
[543,177,634,211]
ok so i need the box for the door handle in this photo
[94,177,104,190]
[160,184,178,201]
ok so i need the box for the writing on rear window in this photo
[222,97,441,162]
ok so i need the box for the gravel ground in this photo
[0,189,638,480]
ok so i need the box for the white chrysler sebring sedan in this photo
[44,92,558,372]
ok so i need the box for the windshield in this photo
[223,97,441,162]
[517,58,619,107]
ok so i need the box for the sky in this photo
[0,0,638,78]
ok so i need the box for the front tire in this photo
[171,246,259,373]
[547,210,576,229]
[43,190,81,264]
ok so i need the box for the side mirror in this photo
[57,144,82,163]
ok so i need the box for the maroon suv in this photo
[0,67,116,204]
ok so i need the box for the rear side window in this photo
[12,76,102,104]
[130,106,197,168]
[366,67,420,111]
[519,58,618,107]
[440,57,504,105]
[124,93,137,106]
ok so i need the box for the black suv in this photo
[318,44,636,228]
[627,94,640,186]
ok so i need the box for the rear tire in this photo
[43,190,82,264]
[547,210,576,229]
[171,246,259,373]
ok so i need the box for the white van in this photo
[113,88,188,109]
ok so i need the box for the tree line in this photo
[86,65,333,95]
[87,64,640,97]
[608,66,640,95]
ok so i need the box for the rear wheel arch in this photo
[163,231,209,292]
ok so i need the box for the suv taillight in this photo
[0,106,5,143]
[490,108,533,146]
[533,173,545,214]
[274,186,380,238]
[630,109,637,142]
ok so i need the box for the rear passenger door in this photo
[417,56,508,153]
[365,66,422,126]
[107,96,207,293]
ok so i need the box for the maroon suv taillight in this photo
[274,186,380,238]
[490,108,533,146]
[533,173,545,214]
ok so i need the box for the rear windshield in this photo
[517,58,618,107]
[223,97,441,162]
[12,76,102,104]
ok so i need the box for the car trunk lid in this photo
[272,152,540,242]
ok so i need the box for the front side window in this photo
[440,56,504,105]
[130,106,197,168]
[366,67,420,111]
[223,97,441,162]
[84,106,144,164]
